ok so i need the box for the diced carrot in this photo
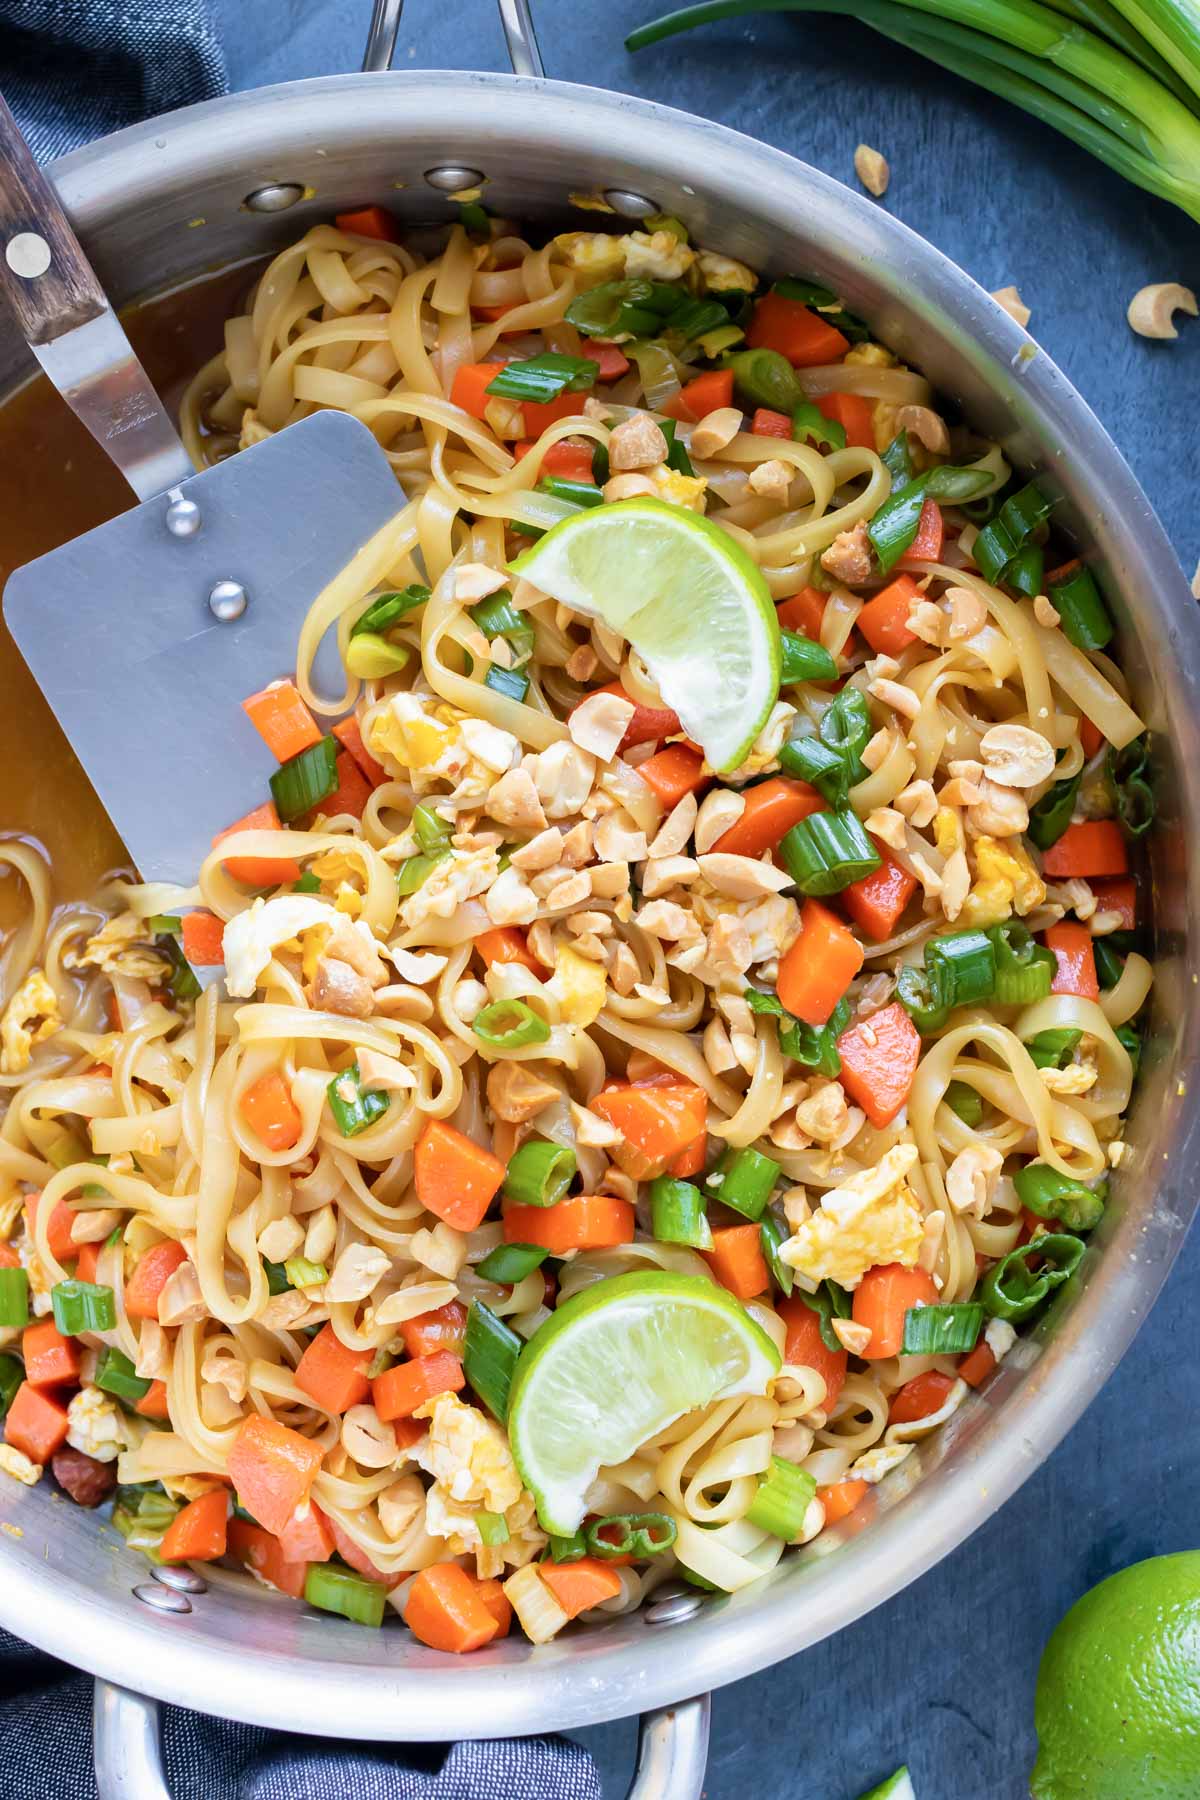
[326,1514,403,1589]
[540,1556,623,1618]
[74,1241,100,1284]
[1079,716,1105,759]
[160,1488,228,1564]
[636,743,709,810]
[472,302,518,324]
[334,205,398,242]
[22,1319,82,1387]
[837,1001,922,1129]
[135,1379,171,1420]
[516,438,596,483]
[399,1300,468,1361]
[577,679,681,750]
[842,844,917,942]
[475,1576,513,1638]
[414,1120,505,1232]
[311,750,373,823]
[777,1297,848,1409]
[751,407,793,439]
[295,1322,371,1415]
[746,291,849,367]
[1045,922,1100,1000]
[1044,558,1081,587]
[959,1340,997,1388]
[504,1195,635,1253]
[813,392,875,450]
[450,362,501,421]
[522,393,589,436]
[227,1517,309,1598]
[888,1370,956,1425]
[660,368,735,423]
[241,680,322,764]
[474,926,548,979]
[0,1243,18,1270]
[710,776,824,857]
[856,573,921,657]
[214,800,301,889]
[817,1479,869,1525]
[852,1263,939,1359]
[25,1191,79,1264]
[898,498,944,568]
[590,1081,708,1173]
[404,1563,501,1654]
[124,1241,189,1322]
[277,1500,336,1565]
[705,1223,769,1301]
[776,588,827,639]
[181,911,225,966]
[580,339,630,381]
[1090,877,1136,931]
[332,715,387,788]
[668,1132,707,1179]
[776,897,864,1027]
[239,1070,303,1154]
[373,1351,465,1423]
[4,1382,69,1463]
[1041,820,1128,879]
[227,1414,324,1538]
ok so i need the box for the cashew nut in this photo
[853,144,890,197]
[1126,282,1197,341]
[991,285,1031,329]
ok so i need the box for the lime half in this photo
[507,1270,781,1535]
[511,497,780,773]
[856,1771,916,1800]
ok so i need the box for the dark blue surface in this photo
[217,5,1200,1793]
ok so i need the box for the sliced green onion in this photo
[650,1176,713,1248]
[0,1353,22,1418]
[303,1562,386,1628]
[1093,938,1124,990]
[270,735,339,823]
[1025,1027,1083,1070]
[485,353,597,403]
[351,585,430,637]
[475,1509,511,1546]
[1014,1163,1107,1231]
[1107,735,1155,837]
[538,475,604,509]
[95,1345,151,1404]
[565,278,686,338]
[745,1456,817,1540]
[160,935,201,1003]
[868,465,994,574]
[780,807,881,895]
[475,1242,549,1284]
[284,1257,328,1290]
[704,1146,780,1222]
[799,1279,853,1354]
[43,1126,92,1170]
[470,591,535,666]
[412,802,452,855]
[0,1267,30,1329]
[546,1529,588,1563]
[901,1301,983,1355]
[980,1232,1085,1321]
[780,630,838,685]
[926,929,997,1009]
[591,439,610,485]
[344,632,411,679]
[459,200,490,237]
[1049,563,1114,651]
[113,1483,178,1555]
[326,1062,390,1137]
[724,346,803,412]
[658,417,696,477]
[987,921,1056,1005]
[759,1210,795,1297]
[292,871,323,894]
[464,1300,521,1422]
[263,1257,291,1296]
[745,984,848,1076]
[791,399,845,451]
[644,212,690,241]
[881,431,914,490]
[51,1279,116,1335]
[897,962,948,1035]
[473,998,550,1050]
[973,481,1055,586]
[1028,770,1082,850]
[696,321,745,357]
[664,295,730,345]
[503,1137,576,1207]
[146,914,182,936]
[779,729,857,803]
[395,849,451,895]
[586,1511,678,1558]
[484,664,530,703]
[771,278,870,342]
[1005,542,1044,597]
[943,1080,984,1127]
[1116,1022,1142,1074]
[820,685,872,762]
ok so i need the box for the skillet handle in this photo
[362,0,544,77]
[93,1678,710,1799]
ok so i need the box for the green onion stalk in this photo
[627,0,1200,224]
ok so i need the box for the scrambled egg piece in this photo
[845,342,897,369]
[222,894,336,998]
[650,465,708,512]
[0,970,62,1074]
[368,692,459,774]
[960,836,1046,928]
[552,229,698,289]
[414,1392,542,1572]
[697,250,756,292]
[0,1444,42,1485]
[398,846,499,932]
[780,1143,924,1289]
[933,806,964,859]
[66,1385,127,1463]
[553,231,628,286]
[14,1226,52,1318]
[623,229,695,282]
[367,695,519,804]
[310,849,365,890]
[64,913,169,982]
[547,943,607,1027]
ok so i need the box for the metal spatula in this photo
[0,94,405,886]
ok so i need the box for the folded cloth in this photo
[0,0,227,160]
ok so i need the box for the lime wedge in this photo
[856,1771,916,1800]
[507,1270,781,1535]
[510,496,780,773]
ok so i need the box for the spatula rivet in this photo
[208,578,248,622]
[165,493,201,538]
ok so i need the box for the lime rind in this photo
[856,1770,916,1800]
[510,497,780,773]
[507,1270,781,1536]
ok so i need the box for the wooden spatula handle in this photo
[0,91,106,346]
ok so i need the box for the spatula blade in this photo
[3,411,405,887]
